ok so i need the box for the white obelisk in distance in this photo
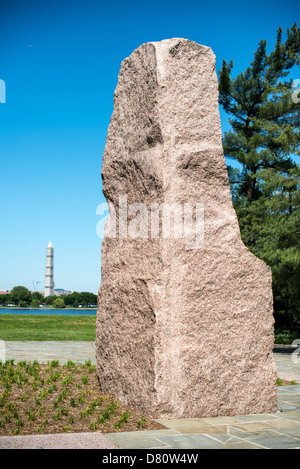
[44,241,54,297]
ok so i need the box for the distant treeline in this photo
[0,286,97,309]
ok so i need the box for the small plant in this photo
[50,361,59,368]
[97,415,106,425]
[114,412,130,429]
[53,412,61,421]
[81,376,88,385]
[36,425,44,433]
[4,382,11,392]
[90,398,102,409]
[66,361,75,369]
[0,395,7,407]
[137,417,147,429]
[277,378,283,386]
[290,380,296,385]
[86,406,94,416]
[48,371,60,383]
[14,418,23,427]
[48,384,57,394]
[61,375,73,385]
[120,412,130,423]
[101,410,111,421]
[28,411,35,421]
[107,400,118,415]
[62,425,70,432]
[78,393,86,405]
[34,397,41,407]
[60,407,69,417]
[69,416,74,424]
[18,361,27,368]
[20,392,29,402]
[39,389,47,400]
[89,420,97,430]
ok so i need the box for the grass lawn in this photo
[0,315,96,341]
[0,360,163,436]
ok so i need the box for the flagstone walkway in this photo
[107,387,300,449]
[0,340,96,364]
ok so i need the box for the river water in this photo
[0,308,97,316]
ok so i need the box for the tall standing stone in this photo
[96,39,277,418]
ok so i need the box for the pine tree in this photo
[218,24,300,333]
[242,167,300,332]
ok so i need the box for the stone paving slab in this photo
[274,352,300,382]
[244,434,300,450]
[0,432,118,449]
[228,427,280,439]
[0,341,96,365]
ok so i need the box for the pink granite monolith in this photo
[96,38,277,418]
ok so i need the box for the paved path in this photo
[0,432,118,449]
[275,352,300,382]
[0,341,96,365]
[106,386,300,450]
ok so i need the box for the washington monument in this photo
[44,241,54,297]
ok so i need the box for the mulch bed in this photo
[0,360,165,436]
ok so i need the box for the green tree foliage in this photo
[64,292,97,307]
[44,295,58,305]
[0,289,97,309]
[30,299,41,308]
[32,292,43,302]
[10,286,31,306]
[53,298,65,309]
[218,24,300,332]
[0,294,11,305]
[19,301,28,308]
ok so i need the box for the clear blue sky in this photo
[0,0,299,294]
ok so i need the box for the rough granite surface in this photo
[96,38,278,419]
